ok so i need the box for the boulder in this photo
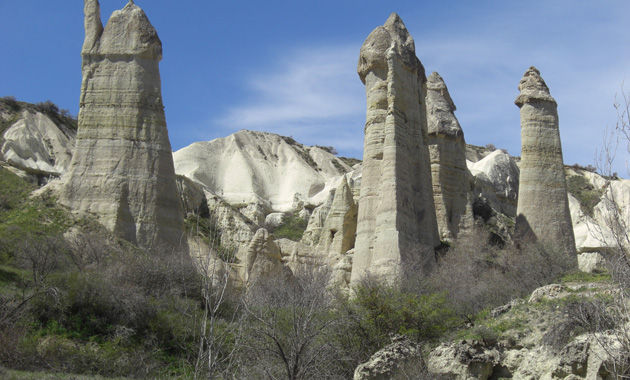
[354,336,428,380]
[352,13,439,286]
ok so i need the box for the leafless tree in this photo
[242,268,344,380]
[188,214,244,380]
[586,86,630,378]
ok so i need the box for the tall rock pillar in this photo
[61,0,184,251]
[514,67,576,256]
[350,13,439,286]
[426,72,473,241]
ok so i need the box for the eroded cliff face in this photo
[515,67,576,257]
[351,13,439,286]
[426,72,473,242]
[60,0,184,251]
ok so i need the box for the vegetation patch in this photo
[566,175,604,217]
[269,213,307,241]
[338,156,361,167]
[561,270,611,284]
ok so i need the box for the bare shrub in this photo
[429,227,573,322]
[242,268,344,380]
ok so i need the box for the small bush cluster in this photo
[269,213,308,241]
[427,228,575,322]
[566,175,603,216]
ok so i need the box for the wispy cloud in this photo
[216,44,366,157]
[213,1,630,170]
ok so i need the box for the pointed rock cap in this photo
[97,0,162,60]
[358,13,421,83]
[426,72,463,137]
[427,72,456,111]
[82,0,103,54]
[515,66,556,107]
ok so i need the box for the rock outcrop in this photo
[467,150,520,217]
[238,228,292,286]
[426,72,473,241]
[317,177,358,258]
[173,130,352,212]
[60,0,184,250]
[427,281,621,379]
[1,109,75,177]
[515,67,576,256]
[354,336,428,380]
[351,13,439,286]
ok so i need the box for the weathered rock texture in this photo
[1,109,75,177]
[60,0,184,250]
[351,13,439,286]
[515,67,576,256]
[354,336,428,380]
[427,282,621,379]
[237,228,292,286]
[317,177,358,258]
[173,130,352,212]
[426,72,473,241]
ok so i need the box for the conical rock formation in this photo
[351,13,439,286]
[60,0,184,250]
[317,177,358,257]
[426,72,473,241]
[514,67,576,256]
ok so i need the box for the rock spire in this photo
[61,0,184,251]
[351,13,440,285]
[426,72,473,241]
[514,66,576,256]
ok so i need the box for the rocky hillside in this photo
[1,98,628,261]
[0,97,76,183]
[173,129,357,212]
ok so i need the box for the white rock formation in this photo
[237,228,292,286]
[351,13,439,286]
[467,150,520,217]
[173,130,352,212]
[515,66,576,256]
[317,177,357,258]
[60,0,184,250]
[426,72,473,241]
[1,110,75,176]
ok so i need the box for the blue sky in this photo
[1,1,629,172]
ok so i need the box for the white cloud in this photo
[216,44,366,157]
[214,2,630,171]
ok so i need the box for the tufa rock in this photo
[352,13,439,286]
[1,109,75,177]
[60,1,184,250]
[317,176,358,258]
[173,130,352,212]
[354,336,429,380]
[426,72,474,241]
[515,67,576,257]
[239,228,291,286]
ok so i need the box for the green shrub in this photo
[270,213,307,241]
[566,175,603,217]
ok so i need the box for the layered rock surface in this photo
[426,72,473,241]
[352,13,439,285]
[0,99,76,181]
[60,0,184,250]
[515,67,576,256]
